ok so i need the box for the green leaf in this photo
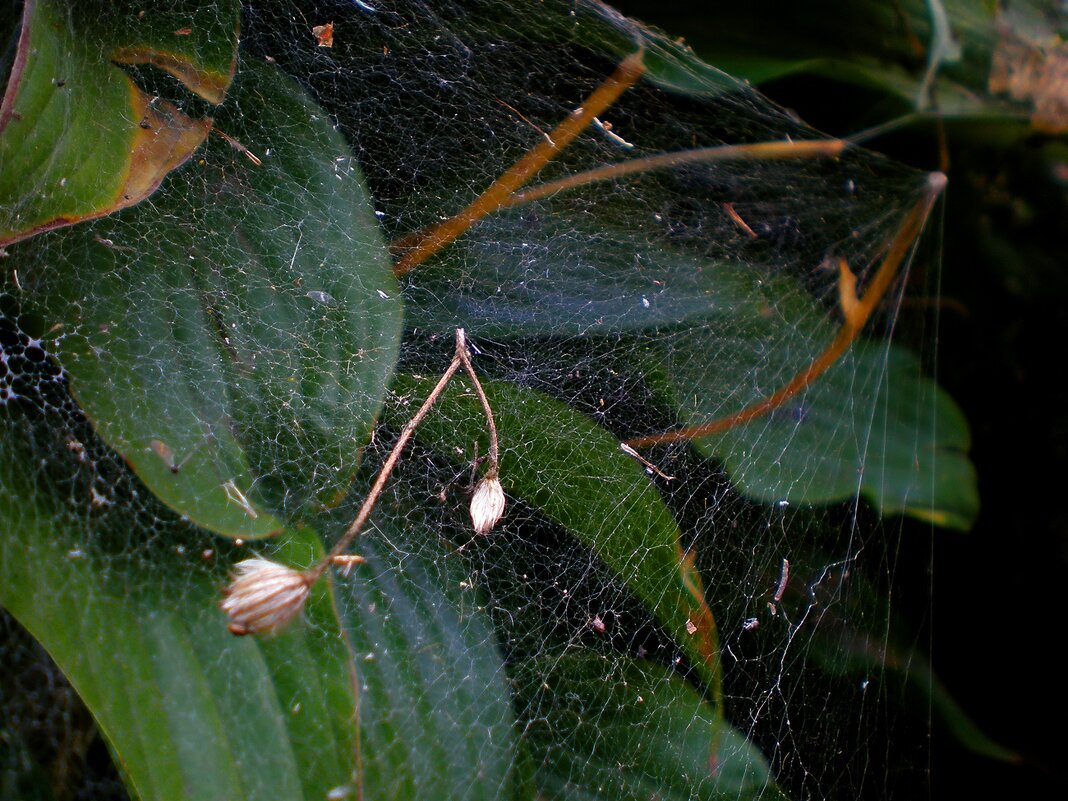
[0,0,240,245]
[404,214,764,337]
[9,57,402,538]
[658,274,978,529]
[0,424,358,801]
[95,1,240,104]
[391,374,723,701]
[513,653,786,801]
[0,404,519,800]
[332,503,520,800]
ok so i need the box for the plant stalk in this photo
[307,329,471,582]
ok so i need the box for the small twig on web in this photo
[723,202,758,240]
[308,329,472,582]
[211,126,262,166]
[619,443,676,481]
[222,328,507,634]
[773,558,790,603]
[494,97,555,147]
[391,50,646,276]
[592,116,634,149]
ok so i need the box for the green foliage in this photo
[16,57,400,534]
[2,0,1025,799]
[661,284,977,529]
[335,509,518,800]
[0,0,237,243]
[393,374,723,696]
[0,416,358,800]
[514,654,787,801]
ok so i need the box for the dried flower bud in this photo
[220,558,311,636]
[470,476,506,535]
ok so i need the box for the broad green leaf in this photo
[402,153,930,339]
[0,419,358,801]
[0,403,519,800]
[514,653,786,801]
[0,0,240,245]
[97,2,240,104]
[657,276,978,529]
[404,214,764,336]
[8,57,402,537]
[391,374,723,701]
[331,502,520,801]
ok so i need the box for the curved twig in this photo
[392,51,646,277]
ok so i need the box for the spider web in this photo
[0,1,977,800]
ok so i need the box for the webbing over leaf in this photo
[14,58,400,536]
[1,1,984,799]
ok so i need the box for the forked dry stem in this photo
[224,328,502,633]
[307,328,473,582]
[391,55,848,277]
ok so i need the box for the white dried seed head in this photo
[470,476,506,535]
[220,558,311,636]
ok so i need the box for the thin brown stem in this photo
[392,50,646,277]
[456,343,500,478]
[676,547,723,713]
[307,329,471,581]
[501,139,848,210]
[211,126,262,166]
[627,171,947,448]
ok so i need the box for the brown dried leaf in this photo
[312,22,334,48]
[989,25,1068,133]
